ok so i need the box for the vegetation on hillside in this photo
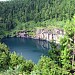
[0,0,75,36]
[0,0,75,75]
[0,16,75,75]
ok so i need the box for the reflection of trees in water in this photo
[34,39,51,51]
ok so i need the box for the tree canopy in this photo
[0,0,75,30]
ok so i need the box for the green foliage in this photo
[48,42,60,62]
[1,0,75,38]
[64,15,75,38]
[0,43,9,70]
[0,23,7,39]
[48,16,75,74]
[9,52,34,74]
[0,44,34,74]
[31,56,71,75]
[0,0,75,31]
[2,67,19,75]
[59,16,75,72]
[64,21,75,38]
[9,52,20,68]
[0,0,75,74]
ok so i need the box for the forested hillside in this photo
[0,0,75,75]
[0,0,75,31]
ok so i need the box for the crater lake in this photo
[2,37,51,63]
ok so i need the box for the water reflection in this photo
[34,39,51,50]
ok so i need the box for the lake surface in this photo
[2,37,51,63]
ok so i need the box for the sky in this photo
[0,0,9,1]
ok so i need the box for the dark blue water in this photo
[2,37,51,63]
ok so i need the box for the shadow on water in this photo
[1,37,51,64]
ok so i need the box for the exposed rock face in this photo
[17,30,29,38]
[36,28,65,43]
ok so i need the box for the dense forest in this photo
[0,0,75,32]
[0,0,75,75]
